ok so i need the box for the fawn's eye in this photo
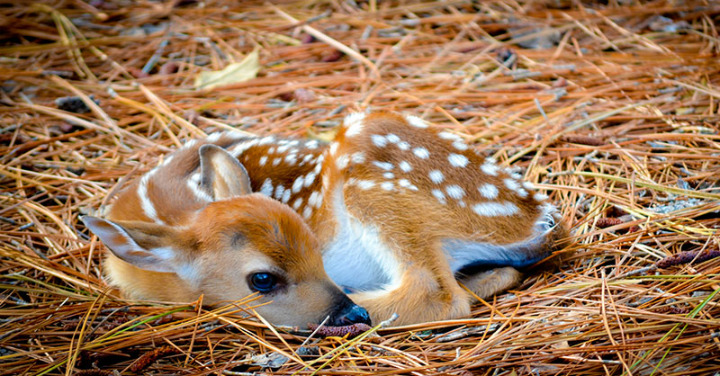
[249,272,277,293]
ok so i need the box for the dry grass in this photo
[1,0,720,375]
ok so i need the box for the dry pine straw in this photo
[0,0,719,375]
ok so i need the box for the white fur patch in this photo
[478,183,499,199]
[258,156,268,166]
[380,182,394,191]
[274,185,285,200]
[445,185,465,199]
[260,178,273,197]
[343,112,366,137]
[329,142,339,156]
[322,186,403,291]
[429,170,444,184]
[398,179,419,191]
[481,161,499,176]
[448,153,469,168]
[335,154,350,170]
[356,180,376,190]
[138,170,165,225]
[292,176,304,193]
[386,133,400,143]
[303,206,312,218]
[304,172,317,187]
[373,161,394,171]
[413,147,430,159]
[472,201,520,217]
[405,115,429,128]
[432,189,447,205]
[399,161,413,172]
[187,172,213,202]
[371,134,387,147]
[351,152,366,164]
[293,197,303,210]
[383,172,395,179]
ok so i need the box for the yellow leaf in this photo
[194,48,260,90]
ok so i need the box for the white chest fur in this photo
[322,187,403,292]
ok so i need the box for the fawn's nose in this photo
[328,297,372,326]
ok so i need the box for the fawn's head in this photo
[83,144,369,328]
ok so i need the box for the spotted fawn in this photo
[83,112,568,327]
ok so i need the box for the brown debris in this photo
[1,1,720,375]
[128,346,180,373]
[656,250,720,269]
[307,323,372,338]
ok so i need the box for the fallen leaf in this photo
[194,48,260,90]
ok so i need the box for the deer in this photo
[82,111,568,328]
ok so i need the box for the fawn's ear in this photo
[198,144,253,200]
[81,216,181,273]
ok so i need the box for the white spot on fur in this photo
[380,182,394,191]
[399,161,412,172]
[305,140,319,149]
[357,180,376,190]
[259,156,268,166]
[448,153,469,168]
[445,185,465,199]
[481,161,499,176]
[303,206,312,218]
[478,184,499,199]
[438,131,462,142]
[373,161,394,171]
[351,152,365,164]
[453,141,469,151]
[260,178,273,197]
[534,193,548,201]
[258,136,275,145]
[284,153,297,165]
[229,139,259,157]
[413,147,429,159]
[282,189,291,203]
[386,133,400,143]
[383,172,395,179]
[329,142,339,155]
[292,176,304,193]
[472,201,520,217]
[293,197,303,210]
[308,191,322,208]
[397,141,410,150]
[398,179,419,191]
[504,178,528,197]
[304,172,317,187]
[371,134,387,147]
[335,154,350,170]
[405,115,429,128]
[274,185,285,200]
[272,158,282,166]
[429,170,444,184]
[344,112,366,137]
[432,189,447,205]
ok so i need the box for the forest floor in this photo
[1,1,719,375]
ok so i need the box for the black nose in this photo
[328,301,371,326]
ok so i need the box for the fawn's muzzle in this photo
[327,295,371,326]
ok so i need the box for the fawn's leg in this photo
[349,264,471,326]
[457,267,523,301]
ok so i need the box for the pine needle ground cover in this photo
[1,1,719,375]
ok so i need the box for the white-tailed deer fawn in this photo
[83,112,567,327]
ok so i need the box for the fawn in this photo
[83,112,567,327]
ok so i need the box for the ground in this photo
[1,1,719,375]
